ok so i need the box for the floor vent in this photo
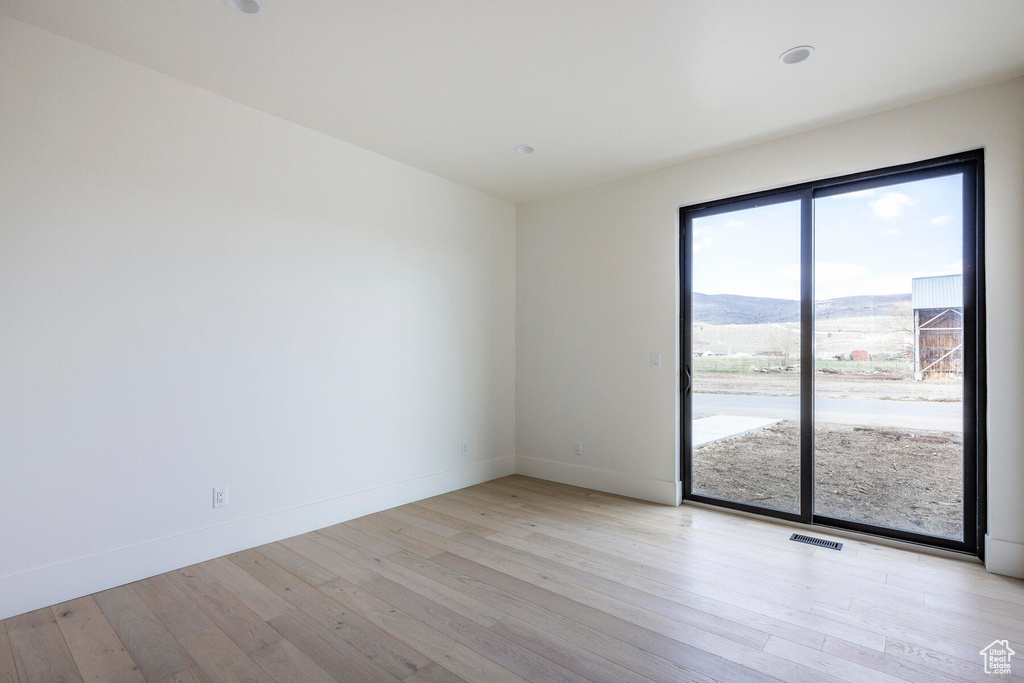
[790,533,842,550]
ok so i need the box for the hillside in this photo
[693,292,910,325]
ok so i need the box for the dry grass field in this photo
[692,312,963,400]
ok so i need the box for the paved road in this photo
[693,392,962,432]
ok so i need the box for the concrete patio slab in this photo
[693,415,781,448]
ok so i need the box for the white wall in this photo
[0,16,516,619]
[516,77,1024,577]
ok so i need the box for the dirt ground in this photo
[692,420,964,540]
[694,371,963,401]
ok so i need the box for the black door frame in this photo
[679,150,986,557]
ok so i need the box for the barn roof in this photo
[912,274,962,310]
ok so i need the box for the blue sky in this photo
[692,173,964,301]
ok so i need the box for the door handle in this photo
[684,365,692,396]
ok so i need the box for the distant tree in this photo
[769,326,799,366]
[884,300,915,362]
[888,300,914,334]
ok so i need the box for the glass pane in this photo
[690,200,802,513]
[813,175,964,540]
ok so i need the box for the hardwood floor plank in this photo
[401,662,467,683]
[199,558,293,622]
[134,575,215,639]
[175,628,273,683]
[387,549,716,683]
[433,490,863,610]
[154,665,212,683]
[849,597,1024,651]
[345,515,448,559]
[52,596,145,683]
[254,542,338,586]
[228,548,430,680]
[318,523,411,560]
[267,609,402,683]
[468,485,900,597]
[249,639,337,683]
[384,506,845,614]
[413,497,534,539]
[314,575,528,683]
[7,608,83,683]
[809,601,990,665]
[308,529,506,629]
[402,502,505,538]
[381,508,466,539]
[923,591,1024,626]
[94,584,196,682]
[455,531,774,650]
[166,564,282,654]
[762,634,905,683]
[427,550,782,682]
[820,636,962,683]
[0,620,19,683]
[280,537,528,683]
[460,483,917,626]
[474,482,863,582]
[305,533,592,683]
[489,615,655,683]
[481,531,831,650]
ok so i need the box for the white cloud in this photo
[693,236,714,253]
[881,229,900,236]
[724,219,745,228]
[929,215,953,226]
[870,192,916,219]
[694,224,721,238]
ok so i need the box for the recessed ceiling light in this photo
[224,0,264,15]
[779,46,814,65]
[515,145,535,154]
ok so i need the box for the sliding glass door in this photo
[687,198,804,515]
[813,175,967,541]
[680,152,984,554]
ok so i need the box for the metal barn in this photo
[912,274,963,380]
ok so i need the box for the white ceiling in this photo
[3,1,1024,203]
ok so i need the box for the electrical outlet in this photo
[213,486,228,508]
[651,352,662,367]
[462,442,469,456]
[574,441,583,456]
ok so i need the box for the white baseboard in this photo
[515,455,680,506]
[0,455,515,621]
[985,534,1024,579]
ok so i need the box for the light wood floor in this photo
[2,475,1023,683]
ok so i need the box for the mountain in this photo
[815,293,911,321]
[692,293,799,325]
[692,292,910,325]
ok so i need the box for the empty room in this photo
[2,1,1024,681]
